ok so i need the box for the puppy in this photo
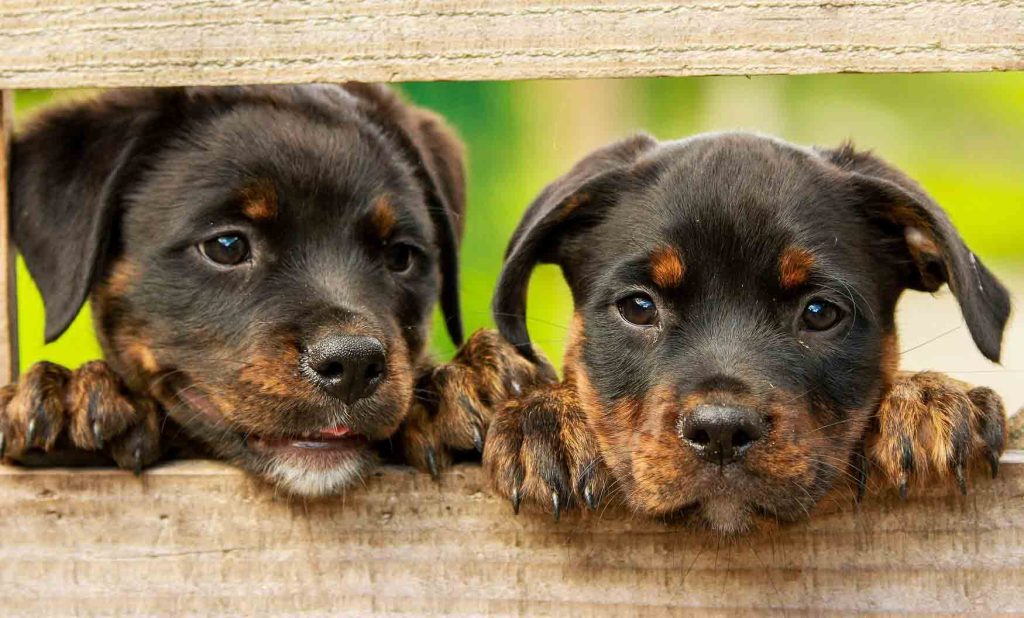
[1,84,528,496]
[484,132,1010,532]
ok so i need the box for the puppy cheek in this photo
[362,334,415,439]
[626,386,708,514]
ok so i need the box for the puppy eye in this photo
[801,299,843,331]
[617,294,659,326]
[384,243,415,273]
[200,234,250,266]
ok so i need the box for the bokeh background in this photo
[12,74,1024,404]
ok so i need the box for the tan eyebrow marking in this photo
[779,245,815,289]
[650,245,685,288]
[371,195,397,239]
[241,178,278,221]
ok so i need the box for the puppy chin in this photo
[698,497,755,535]
[256,447,377,497]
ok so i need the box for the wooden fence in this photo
[0,1,1022,614]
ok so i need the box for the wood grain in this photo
[0,459,1021,615]
[0,93,16,383]
[1,1,1022,88]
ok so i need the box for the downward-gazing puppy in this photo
[1,84,533,496]
[484,132,1010,533]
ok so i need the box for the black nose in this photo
[680,405,765,465]
[304,335,387,404]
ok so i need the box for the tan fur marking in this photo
[104,260,138,297]
[239,345,303,397]
[558,192,589,221]
[241,179,278,221]
[371,195,398,239]
[649,245,685,288]
[779,246,815,289]
[125,342,160,375]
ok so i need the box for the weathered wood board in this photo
[0,92,16,383]
[1,0,1022,89]
[0,459,1021,615]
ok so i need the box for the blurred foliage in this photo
[12,74,1024,373]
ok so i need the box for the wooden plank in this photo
[0,458,1021,615]
[0,92,16,382]
[0,1,1022,88]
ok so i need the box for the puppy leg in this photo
[483,380,612,520]
[0,360,162,472]
[867,371,1006,498]
[398,329,543,477]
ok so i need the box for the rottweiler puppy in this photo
[484,132,1010,533]
[1,84,533,496]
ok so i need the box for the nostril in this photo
[318,361,345,380]
[364,361,384,382]
[689,428,711,447]
[732,429,752,449]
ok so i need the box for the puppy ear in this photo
[345,83,467,346]
[11,92,166,343]
[825,146,1011,362]
[493,134,659,363]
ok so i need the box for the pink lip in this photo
[319,425,352,439]
[249,425,366,453]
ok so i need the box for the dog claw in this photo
[853,446,868,503]
[92,421,104,448]
[132,447,143,476]
[511,487,521,515]
[898,478,909,501]
[989,451,1000,479]
[0,431,5,458]
[955,463,968,496]
[26,418,37,446]
[472,425,484,453]
[425,446,439,480]
[509,380,522,396]
[583,484,597,510]
[552,491,561,522]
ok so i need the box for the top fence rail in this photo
[1,0,1022,89]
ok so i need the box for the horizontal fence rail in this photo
[1,460,1023,615]
[0,1,1023,88]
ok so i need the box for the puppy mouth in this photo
[159,372,372,457]
[246,425,369,455]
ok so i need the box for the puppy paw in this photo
[483,382,610,520]
[0,360,162,473]
[400,329,544,477]
[867,371,1006,498]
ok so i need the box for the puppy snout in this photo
[680,405,765,465]
[304,335,387,404]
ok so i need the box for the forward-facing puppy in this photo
[484,132,1010,533]
[1,84,529,496]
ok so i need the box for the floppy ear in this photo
[344,83,467,346]
[823,146,1011,362]
[11,92,166,343]
[493,134,659,364]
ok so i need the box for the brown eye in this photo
[617,294,659,326]
[200,234,250,266]
[384,243,414,273]
[801,299,843,331]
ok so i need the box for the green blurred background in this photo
[12,74,1024,371]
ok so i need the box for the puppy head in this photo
[495,132,1010,533]
[12,84,465,496]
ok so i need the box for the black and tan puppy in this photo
[1,84,530,496]
[484,132,1010,533]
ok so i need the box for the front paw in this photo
[482,382,610,521]
[0,360,162,473]
[867,371,1005,498]
[399,329,544,477]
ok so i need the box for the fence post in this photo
[0,91,18,382]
